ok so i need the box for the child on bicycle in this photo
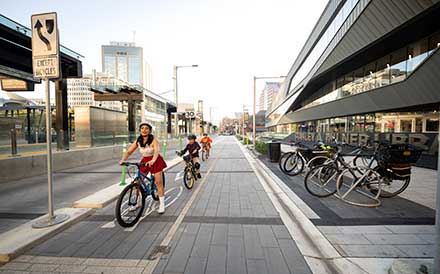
[200,133,213,157]
[119,122,167,214]
[180,134,202,178]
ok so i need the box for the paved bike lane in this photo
[0,136,312,274]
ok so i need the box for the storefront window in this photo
[365,114,375,132]
[330,117,346,133]
[400,120,413,132]
[415,118,423,132]
[390,47,407,84]
[426,118,439,132]
[407,38,429,75]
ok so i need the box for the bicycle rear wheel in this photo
[304,164,339,197]
[283,152,304,176]
[183,169,195,189]
[115,182,146,227]
[368,167,410,198]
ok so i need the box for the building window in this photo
[407,38,429,75]
[390,47,407,84]
[104,56,116,77]
[117,56,128,82]
[426,118,439,132]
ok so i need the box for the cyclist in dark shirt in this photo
[180,134,202,178]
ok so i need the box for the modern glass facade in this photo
[102,42,143,86]
[287,0,359,94]
[301,32,440,110]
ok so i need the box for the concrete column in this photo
[55,79,69,150]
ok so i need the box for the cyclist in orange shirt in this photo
[200,133,213,157]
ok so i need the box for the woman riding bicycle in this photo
[119,122,167,214]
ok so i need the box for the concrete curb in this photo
[73,157,183,209]
[236,140,368,274]
[0,207,94,263]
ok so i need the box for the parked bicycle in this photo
[279,141,335,176]
[176,151,198,189]
[115,162,166,227]
[304,141,422,207]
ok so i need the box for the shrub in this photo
[255,140,268,155]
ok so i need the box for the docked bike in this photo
[115,162,165,227]
[176,151,198,189]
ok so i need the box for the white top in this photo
[139,143,154,157]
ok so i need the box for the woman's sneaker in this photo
[158,197,165,214]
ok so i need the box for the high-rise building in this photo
[102,41,144,86]
[258,82,281,112]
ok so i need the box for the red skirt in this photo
[140,155,167,174]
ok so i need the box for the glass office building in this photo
[267,0,440,168]
[102,42,144,86]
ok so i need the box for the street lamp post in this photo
[252,75,287,146]
[173,64,198,137]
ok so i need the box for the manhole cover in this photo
[147,245,171,260]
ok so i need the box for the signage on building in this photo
[31,12,60,79]
[0,79,35,91]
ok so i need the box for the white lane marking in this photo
[101,220,116,228]
[175,171,183,182]
[142,147,220,273]
[123,186,183,232]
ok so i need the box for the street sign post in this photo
[30,12,69,229]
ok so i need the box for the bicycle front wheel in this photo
[183,169,195,189]
[304,164,339,197]
[201,150,206,161]
[115,182,146,227]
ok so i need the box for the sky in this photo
[0,0,327,124]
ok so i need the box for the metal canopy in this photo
[91,84,144,102]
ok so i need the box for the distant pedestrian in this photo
[119,122,167,214]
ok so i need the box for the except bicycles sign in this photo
[31,12,60,79]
